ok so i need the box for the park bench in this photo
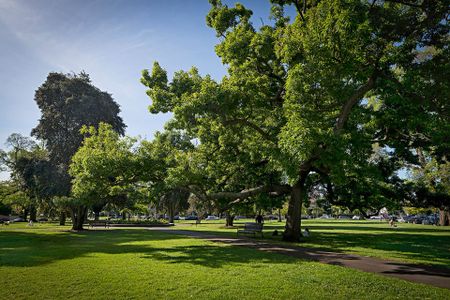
[237,222,263,238]
[88,220,110,228]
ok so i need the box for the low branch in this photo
[209,184,291,201]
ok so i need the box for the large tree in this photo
[69,123,137,230]
[32,72,126,196]
[142,0,448,241]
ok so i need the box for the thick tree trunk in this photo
[29,205,37,222]
[225,212,235,227]
[278,208,282,222]
[59,212,66,226]
[283,172,308,242]
[439,207,449,226]
[71,206,87,230]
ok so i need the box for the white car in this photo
[205,215,219,220]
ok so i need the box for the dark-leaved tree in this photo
[32,72,126,229]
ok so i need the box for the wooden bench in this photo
[237,223,263,238]
[89,220,110,228]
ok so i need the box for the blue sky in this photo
[0,0,278,180]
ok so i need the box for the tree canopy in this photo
[32,72,126,196]
[141,0,449,241]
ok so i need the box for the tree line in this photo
[1,0,448,241]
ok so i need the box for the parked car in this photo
[185,215,198,220]
[12,217,26,222]
[369,216,382,220]
[338,215,351,219]
[235,215,247,220]
[205,215,219,220]
[37,217,48,222]
[319,214,331,219]
[352,215,363,220]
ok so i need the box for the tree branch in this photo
[334,76,376,133]
[223,118,276,143]
[210,184,292,201]
[383,0,424,9]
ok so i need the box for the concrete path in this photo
[148,227,450,290]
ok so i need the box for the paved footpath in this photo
[148,227,450,290]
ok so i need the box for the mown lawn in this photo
[1,223,449,299]
[175,218,450,268]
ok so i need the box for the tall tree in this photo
[142,0,448,241]
[32,72,126,196]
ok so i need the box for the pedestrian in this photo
[255,214,263,224]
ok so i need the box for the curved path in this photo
[148,227,450,290]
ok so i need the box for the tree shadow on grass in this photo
[140,244,293,268]
[192,223,450,268]
[295,231,450,267]
[0,229,294,269]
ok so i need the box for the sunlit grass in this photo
[174,218,450,267]
[1,224,449,299]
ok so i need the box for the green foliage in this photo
[141,0,449,238]
[70,123,138,206]
[31,72,126,196]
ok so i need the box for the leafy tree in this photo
[141,0,448,241]
[0,134,56,221]
[69,123,137,230]
[32,72,126,197]
[137,130,195,223]
[405,153,450,225]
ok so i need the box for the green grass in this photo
[174,218,450,268]
[1,223,449,299]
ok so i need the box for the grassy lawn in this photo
[1,223,449,299]
[174,219,450,268]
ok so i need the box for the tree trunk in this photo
[278,208,282,222]
[439,207,449,226]
[283,172,308,242]
[225,212,235,227]
[94,210,100,221]
[59,212,66,225]
[22,208,28,220]
[29,205,37,222]
[168,206,175,223]
[71,206,87,230]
